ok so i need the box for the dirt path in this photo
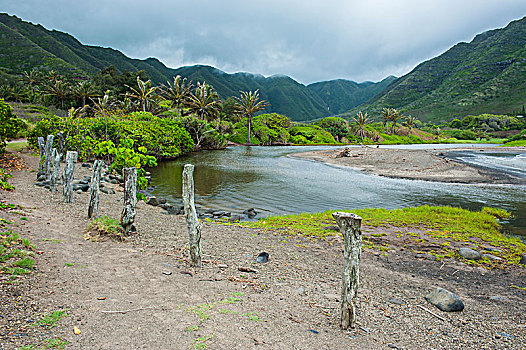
[1,153,525,349]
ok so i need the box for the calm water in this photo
[149,144,526,238]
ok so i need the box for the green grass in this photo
[243,205,525,266]
[6,140,29,152]
[502,140,526,147]
[87,216,124,239]
[1,230,36,275]
[37,310,68,328]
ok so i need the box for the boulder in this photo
[425,288,464,312]
[146,196,160,206]
[159,203,178,215]
[81,163,91,168]
[158,197,167,205]
[100,187,115,194]
[228,215,243,223]
[458,247,481,260]
[243,208,258,217]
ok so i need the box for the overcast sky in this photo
[1,0,525,84]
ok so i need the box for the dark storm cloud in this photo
[1,0,525,83]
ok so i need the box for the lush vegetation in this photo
[353,16,526,121]
[243,205,526,267]
[0,99,27,155]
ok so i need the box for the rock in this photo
[37,174,46,181]
[519,255,526,265]
[76,189,83,194]
[100,187,115,194]
[79,179,89,185]
[243,208,257,217]
[81,163,91,168]
[146,196,160,206]
[109,178,120,184]
[484,247,503,253]
[228,215,243,223]
[157,197,167,205]
[34,181,48,187]
[217,264,228,269]
[159,203,178,215]
[489,296,508,302]
[73,183,89,192]
[482,254,502,261]
[425,288,464,312]
[256,252,269,263]
[415,253,436,261]
[458,247,481,260]
[388,298,404,305]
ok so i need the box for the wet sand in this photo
[292,146,526,184]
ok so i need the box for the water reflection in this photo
[148,145,526,238]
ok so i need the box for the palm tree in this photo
[91,90,114,140]
[234,90,269,144]
[125,76,158,112]
[72,80,97,107]
[10,84,27,103]
[381,107,394,133]
[186,82,220,121]
[352,111,370,142]
[433,127,441,141]
[44,80,70,108]
[390,109,402,134]
[162,75,193,117]
[405,115,417,138]
[22,70,40,101]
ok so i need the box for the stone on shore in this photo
[146,196,160,206]
[458,247,481,260]
[425,288,464,312]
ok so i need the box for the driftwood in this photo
[49,148,62,193]
[37,136,45,176]
[182,164,202,267]
[62,151,78,203]
[88,160,103,218]
[120,167,137,235]
[332,211,363,329]
[56,132,65,155]
[44,135,54,180]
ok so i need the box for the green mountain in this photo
[307,76,397,115]
[353,16,526,122]
[0,13,393,121]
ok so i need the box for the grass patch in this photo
[1,230,36,276]
[38,310,68,328]
[501,140,526,147]
[6,141,29,152]
[86,216,124,240]
[243,205,525,266]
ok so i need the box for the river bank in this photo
[292,146,526,184]
[1,152,525,349]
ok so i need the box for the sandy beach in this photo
[292,146,526,184]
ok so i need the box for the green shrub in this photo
[0,99,28,154]
[289,125,335,144]
[315,117,349,142]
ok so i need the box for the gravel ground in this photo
[1,152,525,350]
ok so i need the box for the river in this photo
[148,144,526,238]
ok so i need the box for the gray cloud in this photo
[1,0,525,83]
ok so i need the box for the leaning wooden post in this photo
[182,164,202,267]
[49,148,62,194]
[37,136,45,176]
[120,167,137,235]
[44,134,54,180]
[62,151,77,203]
[88,160,103,218]
[332,212,363,330]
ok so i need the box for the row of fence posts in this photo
[37,136,363,330]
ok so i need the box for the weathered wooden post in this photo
[44,135,54,180]
[182,164,201,267]
[37,136,45,176]
[120,167,137,235]
[57,132,65,155]
[88,160,103,218]
[49,148,61,193]
[332,212,363,330]
[62,151,78,203]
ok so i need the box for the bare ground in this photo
[1,153,525,350]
